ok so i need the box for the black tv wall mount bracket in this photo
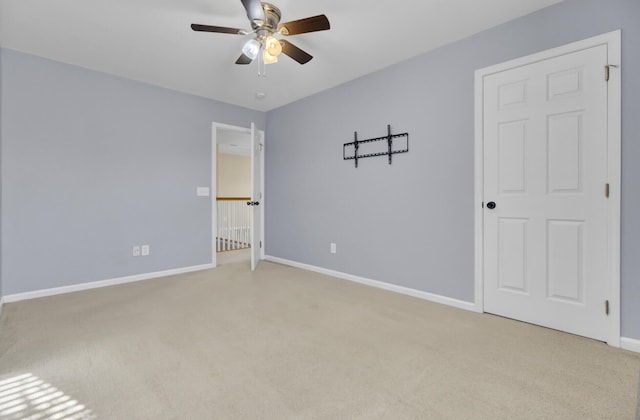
[343,124,409,168]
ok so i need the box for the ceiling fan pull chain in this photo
[258,50,266,77]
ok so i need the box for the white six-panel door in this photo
[482,44,611,341]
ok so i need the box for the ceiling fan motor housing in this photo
[252,2,281,32]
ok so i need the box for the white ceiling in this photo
[0,0,563,112]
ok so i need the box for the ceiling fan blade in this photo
[278,15,330,35]
[235,54,253,65]
[280,40,313,64]
[241,0,265,23]
[191,24,246,35]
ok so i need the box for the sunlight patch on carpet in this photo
[0,373,95,419]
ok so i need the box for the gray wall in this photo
[265,0,640,339]
[0,48,265,295]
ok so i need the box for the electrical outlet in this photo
[330,243,336,254]
[141,244,150,256]
[132,246,141,257]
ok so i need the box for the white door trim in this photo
[211,122,266,267]
[474,30,621,346]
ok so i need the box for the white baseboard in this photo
[0,297,4,318]
[265,255,476,312]
[3,263,215,303]
[621,337,640,354]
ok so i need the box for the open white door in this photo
[211,124,218,268]
[250,122,263,271]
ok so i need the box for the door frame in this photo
[211,122,265,268]
[473,30,621,346]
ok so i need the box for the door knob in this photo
[486,201,496,209]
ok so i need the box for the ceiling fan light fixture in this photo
[264,35,283,57]
[263,48,278,64]
[242,38,260,60]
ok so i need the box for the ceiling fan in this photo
[191,0,330,72]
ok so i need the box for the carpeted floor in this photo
[0,250,638,419]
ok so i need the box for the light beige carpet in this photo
[0,251,638,419]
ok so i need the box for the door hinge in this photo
[481,201,484,208]
[605,64,619,82]
[260,241,262,249]
[605,300,609,316]
[605,183,610,198]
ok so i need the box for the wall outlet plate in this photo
[141,245,150,256]
[330,243,336,254]
[132,246,141,257]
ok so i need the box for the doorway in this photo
[216,129,252,253]
[474,31,621,345]
[212,122,265,270]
